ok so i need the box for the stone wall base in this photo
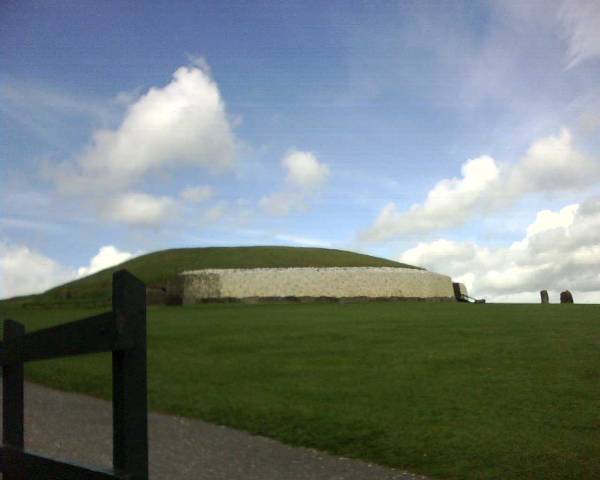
[187,295,457,304]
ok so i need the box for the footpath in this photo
[0,382,430,479]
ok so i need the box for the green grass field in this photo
[2,302,599,480]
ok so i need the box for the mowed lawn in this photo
[2,302,599,479]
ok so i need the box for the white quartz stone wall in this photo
[179,267,455,304]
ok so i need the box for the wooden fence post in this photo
[3,319,25,480]
[111,270,148,480]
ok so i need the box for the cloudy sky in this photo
[1,0,599,302]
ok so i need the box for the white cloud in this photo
[48,65,236,194]
[274,234,331,247]
[282,150,330,189]
[363,156,500,240]
[103,192,176,226]
[259,191,307,216]
[363,128,599,240]
[76,245,135,278]
[525,204,578,237]
[38,63,239,230]
[0,217,63,233]
[508,129,598,194]
[100,186,225,228]
[260,150,330,216]
[180,185,214,203]
[580,111,600,133]
[0,243,141,298]
[204,202,227,222]
[399,199,600,303]
[559,0,600,67]
[186,54,212,74]
[2,82,113,123]
[0,242,75,299]
[113,87,144,107]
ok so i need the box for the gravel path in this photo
[1,382,430,479]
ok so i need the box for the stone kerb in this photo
[179,267,455,304]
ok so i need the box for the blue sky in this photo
[1,0,600,302]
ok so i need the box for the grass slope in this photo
[2,302,599,480]
[6,246,416,307]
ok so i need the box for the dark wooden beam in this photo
[112,270,148,480]
[2,320,25,480]
[0,446,129,480]
[0,270,148,479]
[0,311,133,366]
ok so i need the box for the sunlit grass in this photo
[2,302,599,479]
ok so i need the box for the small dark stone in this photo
[146,285,168,305]
[540,290,549,304]
[165,278,184,306]
[560,290,574,304]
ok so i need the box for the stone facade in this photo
[177,267,457,304]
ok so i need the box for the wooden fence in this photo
[0,270,148,479]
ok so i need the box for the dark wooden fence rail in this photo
[0,270,148,480]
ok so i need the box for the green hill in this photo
[6,246,418,307]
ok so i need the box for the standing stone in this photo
[560,290,574,304]
[540,290,549,304]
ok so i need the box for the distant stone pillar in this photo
[560,290,574,304]
[540,290,549,304]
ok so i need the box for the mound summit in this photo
[8,246,420,307]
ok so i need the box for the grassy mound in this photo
[6,246,417,307]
